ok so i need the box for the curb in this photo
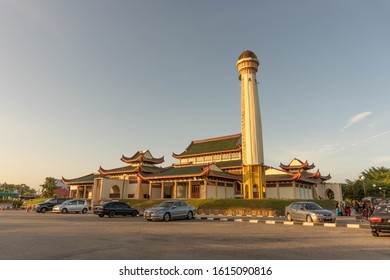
[195,216,370,229]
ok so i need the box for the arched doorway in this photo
[110,185,120,199]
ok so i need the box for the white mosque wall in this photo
[207,185,216,199]
[226,187,234,198]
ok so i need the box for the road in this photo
[0,211,389,260]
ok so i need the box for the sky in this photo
[0,0,389,190]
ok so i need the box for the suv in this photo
[35,198,69,213]
[53,199,88,214]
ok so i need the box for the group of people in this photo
[335,201,352,216]
[335,200,376,218]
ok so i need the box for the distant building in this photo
[54,179,70,197]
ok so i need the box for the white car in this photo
[53,199,88,214]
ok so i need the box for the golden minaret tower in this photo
[236,50,266,199]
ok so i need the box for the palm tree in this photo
[40,177,57,198]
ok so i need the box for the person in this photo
[335,202,340,216]
[345,205,351,216]
[338,201,344,216]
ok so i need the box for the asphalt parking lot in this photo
[1,210,389,260]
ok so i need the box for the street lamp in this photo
[360,175,366,197]
[373,184,376,195]
[379,187,386,198]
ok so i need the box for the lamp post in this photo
[379,187,386,198]
[360,175,366,198]
[373,184,376,195]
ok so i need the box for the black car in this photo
[369,204,390,237]
[93,201,139,218]
[35,197,69,213]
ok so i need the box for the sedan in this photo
[369,204,390,237]
[144,200,196,222]
[285,201,336,223]
[53,199,88,214]
[93,201,139,218]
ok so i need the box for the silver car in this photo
[285,201,336,223]
[53,199,88,214]
[144,200,196,222]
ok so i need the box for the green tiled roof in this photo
[141,164,241,182]
[62,173,100,184]
[216,160,242,168]
[174,134,241,157]
[100,165,138,174]
[99,164,163,175]
[143,165,206,178]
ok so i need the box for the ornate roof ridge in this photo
[121,149,164,164]
[62,173,100,184]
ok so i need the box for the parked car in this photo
[52,199,88,214]
[93,201,139,218]
[369,204,390,237]
[144,200,196,222]
[285,201,336,223]
[35,197,69,213]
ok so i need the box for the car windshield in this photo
[43,199,53,203]
[157,201,174,208]
[304,203,323,210]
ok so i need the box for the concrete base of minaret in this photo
[242,165,266,199]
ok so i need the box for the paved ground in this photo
[0,210,389,260]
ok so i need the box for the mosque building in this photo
[62,51,342,206]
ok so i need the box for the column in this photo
[160,182,164,199]
[173,181,177,199]
[188,181,192,199]
[292,182,296,199]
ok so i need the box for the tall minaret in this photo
[236,50,266,199]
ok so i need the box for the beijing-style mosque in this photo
[62,51,342,206]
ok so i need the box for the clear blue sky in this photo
[1,0,389,190]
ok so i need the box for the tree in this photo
[40,177,57,198]
[342,166,390,200]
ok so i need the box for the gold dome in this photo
[238,50,258,60]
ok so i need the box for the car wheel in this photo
[98,214,104,218]
[41,208,47,213]
[163,212,171,222]
[61,208,68,214]
[132,211,138,217]
[109,211,115,218]
[287,213,293,221]
[187,211,193,220]
[306,215,313,222]
[372,231,379,237]
[82,208,87,214]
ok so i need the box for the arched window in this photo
[326,189,335,200]
[110,185,120,198]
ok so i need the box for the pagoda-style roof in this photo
[173,134,241,158]
[121,150,164,165]
[265,166,330,184]
[139,163,242,182]
[62,173,101,185]
[99,164,163,176]
[280,158,315,171]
